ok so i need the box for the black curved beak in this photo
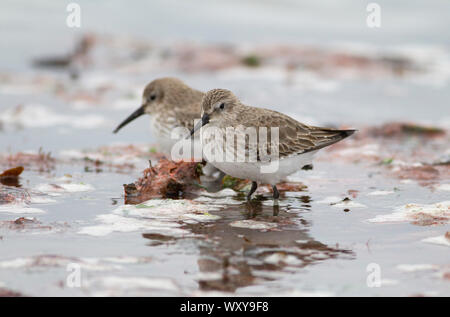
[113,106,145,133]
[188,113,209,138]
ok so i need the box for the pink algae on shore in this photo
[0,151,54,173]
[0,217,57,232]
[324,122,449,186]
[369,201,450,226]
[60,144,160,172]
[27,33,437,81]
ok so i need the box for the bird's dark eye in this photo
[149,94,156,101]
[219,103,225,110]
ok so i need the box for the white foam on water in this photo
[434,184,450,192]
[367,190,394,196]
[264,253,303,266]
[34,182,94,196]
[0,254,154,275]
[396,264,437,272]
[316,196,341,204]
[77,214,182,237]
[100,256,153,264]
[118,199,222,220]
[368,201,450,224]
[0,104,107,129]
[0,258,33,269]
[78,199,222,237]
[331,200,367,208]
[309,253,331,260]
[422,234,450,247]
[229,220,278,230]
[184,213,221,221]
[0,255,123,271]
[58,183,95,192]
[0,203,45,214]
[199,188,237,198]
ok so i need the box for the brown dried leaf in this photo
[0,166,24,178]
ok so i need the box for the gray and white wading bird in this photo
[113,77,218,175]
[190,89,356,202]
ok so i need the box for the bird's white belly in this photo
[201,125,317,184]
[210,151,316,185]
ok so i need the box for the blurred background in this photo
[2,0,450,67]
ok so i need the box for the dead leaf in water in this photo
[0,166,24,186]
[0,166,24,178]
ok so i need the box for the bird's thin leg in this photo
[272,185,280,206]
[272,185,280,199]
[247,181,258,200]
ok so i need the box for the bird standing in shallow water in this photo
[190,89,355,202]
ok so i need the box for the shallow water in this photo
[0,157,448,296]
[0,1,449,297]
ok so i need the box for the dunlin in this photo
[190,89,355,201]
[114,77,204,156]
[114,78,220,176]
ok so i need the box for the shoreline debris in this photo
[0,166,24,187]
[124,159,202,204]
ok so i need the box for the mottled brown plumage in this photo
[113,77,204,154]
[199,89,355,159]
[140,77,204,131]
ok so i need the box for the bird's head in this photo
[113,77,187,133]
[189,89,239,136]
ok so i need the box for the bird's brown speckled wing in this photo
[236,106,355,159]
[172,101,202,131]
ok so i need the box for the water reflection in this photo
[0,185,28,203]
[142,194,354,293]
[0,177,21,187]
